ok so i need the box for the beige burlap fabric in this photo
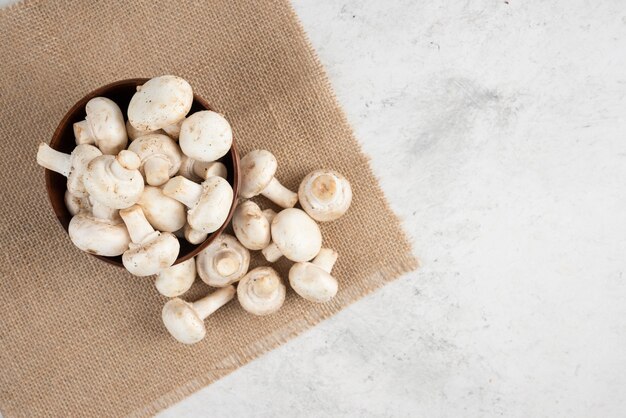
[0,0,418,416]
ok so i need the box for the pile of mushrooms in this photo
[37,75,353,345]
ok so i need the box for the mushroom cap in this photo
[155,258,196,298]
[298,170,352,222]
[179,111,233,162]
[137,186,186,232]
[126,119,162,141]
[85,97,128,155]
[271,208,322,262]
[128,134,183,185]
[289,262,338,303]
[68,213,130,257]
[239,150,277,198]
[237,267,286,316]
[196,234,250,287]
[83,152,145,209]
[162,298,206,344]
[188,176,234,233]
[183,223,208,244]
[128,75,193,131]
[232,201,271,250]
[66,144,102,197]
[122,231,180,276]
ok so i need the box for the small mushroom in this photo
[178,155,227,182]
[155,258,196,298]
[179,111,233,162]
[37,142,102,198]
[289,248,339,303]
[65,190,91,216]
[68,202,130,256]
[137,186,186,232]
[183,223,207,244]
[126,120,162,141]
[119,204,180,276]
[83,150,145,209]
[196,234,250,287]
[237,267,286,316]
[162,175,233,234]
[299,170,352,222]
[162,285,236,344]
[128,75,193,132]
[232,201,271,250]
[162,119,183,140]
[72,97,128,155]
[261,208,322,263]
[128,133,182,186]
[239,150,297,208]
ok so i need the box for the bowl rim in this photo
[45,78,240,268]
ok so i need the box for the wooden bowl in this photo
[44,78,240,268]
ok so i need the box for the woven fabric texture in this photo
[0,0,418,416]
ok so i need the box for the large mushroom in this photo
[196,234,250,287]
[179,111,233,162]
[239,150,298,208]
[37,142,102,198]
[289,248,339,303]
[261,208,322,263]
[127,133,182,186]
[178,155,227,182]
[232,201,272,250]
[73,97,128,154]
[155,258,196,298]
[298,170,352,222]
[137,186,186,232]
[128,75,193,132]
[68,201,130,257]
[162,285,236,344]
[162,175,233,234]
[237,267,286,316]
[83,150,145,209]
[119,205,180,276]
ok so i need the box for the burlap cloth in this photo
[0,0,418,416]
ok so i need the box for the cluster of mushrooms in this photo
[36,75,352,345]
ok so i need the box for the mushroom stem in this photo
[253,275,278,298]
[73,120,95,145]
[120,205,156,243]
[191,285,236,320]
[144,156,171,186]
[163,176,203,209]
[111,150,141,181]
[261,242,283,262]
[91,198,118,221]
[184,223,207,244]
[262,209,277,223]
[312,248,338,273]
[194,161,227,180]
[214,252,240,277]
[36,143,71,177]
[261,177,298,208]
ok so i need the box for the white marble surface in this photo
[5,0,626,416]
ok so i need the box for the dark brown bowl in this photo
[45,78,240,268]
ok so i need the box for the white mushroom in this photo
[262,208,277,223]
[299,170,352,222]
[232,201,271,250]
[64,190,91,216]
[37,142,102,198]
[261,208,322,263]
[162,175,233,234]
[126,120,162,141]
[289,248,339,303]
[196,234,250,287]
[137,186,186,232]
[128,133,182,186]
[68,202,130,257]
[239,150,297,208]
[162,285,235,344]
[73,97,128,154]
[162,119,183,140]
[83,150,145,209]
[183,223,207,245]
[179,111,233,162]
[178,155,227,182]
[155,258,196,298]
[237,267,286,316]
[128,75,193,132]
[119,204,180,276]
